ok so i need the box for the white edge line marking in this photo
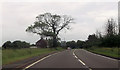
[83,49,117,61]
[23,52,59,70]
[24,55,50,69]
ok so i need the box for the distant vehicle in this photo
[67,47,71,50]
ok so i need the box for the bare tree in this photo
[95,30,102,38]
[105,18,117,36]
[26,13,74,48]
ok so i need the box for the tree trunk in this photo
[53,35,57,49]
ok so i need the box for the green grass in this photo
[86,47,120,58]
[2,47,64,65]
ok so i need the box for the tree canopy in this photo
[2,40,30,49]
[26,13,73,37]
[26,13,74,48]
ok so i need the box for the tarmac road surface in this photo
[24,49,119,70]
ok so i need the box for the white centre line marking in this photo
[78,59,85,65]
[73,49,92,70]
[74,55,78,59]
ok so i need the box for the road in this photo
[24,49,119,70]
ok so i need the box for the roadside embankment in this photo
[2,47,64,65]
[85,47,120,60]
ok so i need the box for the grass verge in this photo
[85,47,120,58]
[2,47,64,65]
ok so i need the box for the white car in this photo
[67,47,71,50]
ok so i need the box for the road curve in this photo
[24,49,119,70]
[74,49,119,69]
[28,50,86,68]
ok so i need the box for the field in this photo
[86,47,120,58]
[2,47,64,65]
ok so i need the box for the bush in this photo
[101,35,120,47]
[2,40,30,49]
[2,41,12,49]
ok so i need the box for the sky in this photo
[0,0,118,46]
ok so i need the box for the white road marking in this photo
[74,55,78,59]
[73,49,86,66]
[73,53,75,56]
[78,59,85,65]
[23,55,51,69]
[83,49,118,61]
[23,52,60,70]
[73,50,85,65]
[89,68,92,70]
[73,49,92,70]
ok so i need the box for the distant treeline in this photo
[2,40,30,49]
[2,18,120,49]
[66,18,120,48]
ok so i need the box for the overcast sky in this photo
[0,0,118,46]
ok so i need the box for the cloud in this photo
[0,0,119,2]
[1,2,117,46]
